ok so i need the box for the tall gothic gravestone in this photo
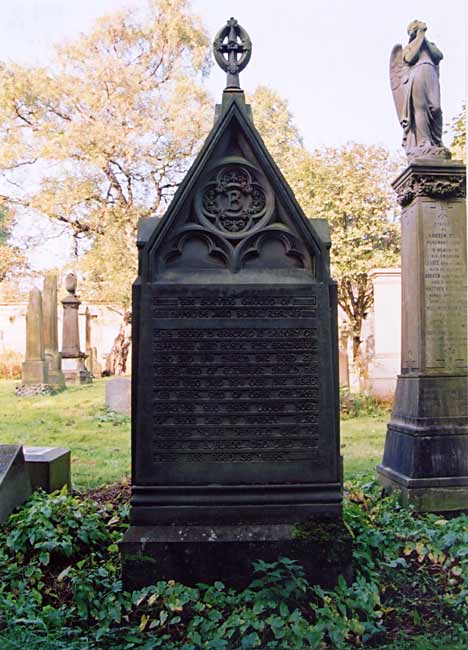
[377,22,468,511]
[121,19,351,588]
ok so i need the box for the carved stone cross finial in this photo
[213,18,252,91]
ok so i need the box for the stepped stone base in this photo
[121,518,353,590]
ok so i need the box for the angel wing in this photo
[389,44,409,123]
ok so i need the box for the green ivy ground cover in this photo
[0,479,466,649]
[0,380,388,488]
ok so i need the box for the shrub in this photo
[340,388,392,419]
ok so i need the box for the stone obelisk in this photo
[61,273,92,385]
[16,288,52,396]
[43,273,65,389]
[378,22,468,511]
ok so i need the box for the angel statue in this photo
[390,20,451,160]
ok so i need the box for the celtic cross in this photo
[213,18,252,90]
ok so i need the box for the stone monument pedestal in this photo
[377,160,468,511]
[61,275,92,386]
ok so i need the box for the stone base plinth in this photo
[121,519,353,590]
[15,383,54,397]
[377,465,468,512]
[377,374,468,512]
[62,357,92,385]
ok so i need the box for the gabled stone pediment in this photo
[141,97,329,282]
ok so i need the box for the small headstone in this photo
[16,288,53,397]
[23,446,71,493]
[105,377,131,415]
[61,273,92,385]
[0,445,32,523]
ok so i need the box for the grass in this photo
[0,379,130,489]
[0,379,388,489]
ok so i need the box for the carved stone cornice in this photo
[392,160,466,207]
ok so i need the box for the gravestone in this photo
[121,19,351,588]
[16,288,53,397]
[0,445,32,523]
[43,273,65,389]
[105,377,131,415]
[61,273,92,385]
[377,23,468,511]
[23,446,71,493]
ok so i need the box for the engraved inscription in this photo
[424,205,468,372]
[151,296,320,463]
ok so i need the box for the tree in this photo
[249,89,401,362]
[0,208,26,283]
[450,103,466,161]
[290,144,401,361]
[0,0,212,310]
[249,86,304,171]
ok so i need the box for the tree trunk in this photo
[105,311,131,375]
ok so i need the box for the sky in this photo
[0,0,465,270]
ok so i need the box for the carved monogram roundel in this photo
[195,160,274,238]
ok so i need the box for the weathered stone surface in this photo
[43,273,65,389]
[122,19,347,587]
[377,159,468,511]
[105,377,131,415]
[61,273,92,385]
[0,445,32,523]
[23,446,71,493]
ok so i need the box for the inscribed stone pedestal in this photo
[61,273,92,385]
[0,445,32,523]
[121,19,351,589]
[43,273,65,389]
[377,160,468,510]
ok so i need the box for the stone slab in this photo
[23,446,71,493]
[105,377,131,415]
[0,445,32,523]
[121,519,353,590]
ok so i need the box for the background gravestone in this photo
[61,273,92,385]
[377,22,468,511]
[43,273,65,389]
[105,377,131,415]
[16,288,53,397]
[0,445,32,523]
[121,19,351,589]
